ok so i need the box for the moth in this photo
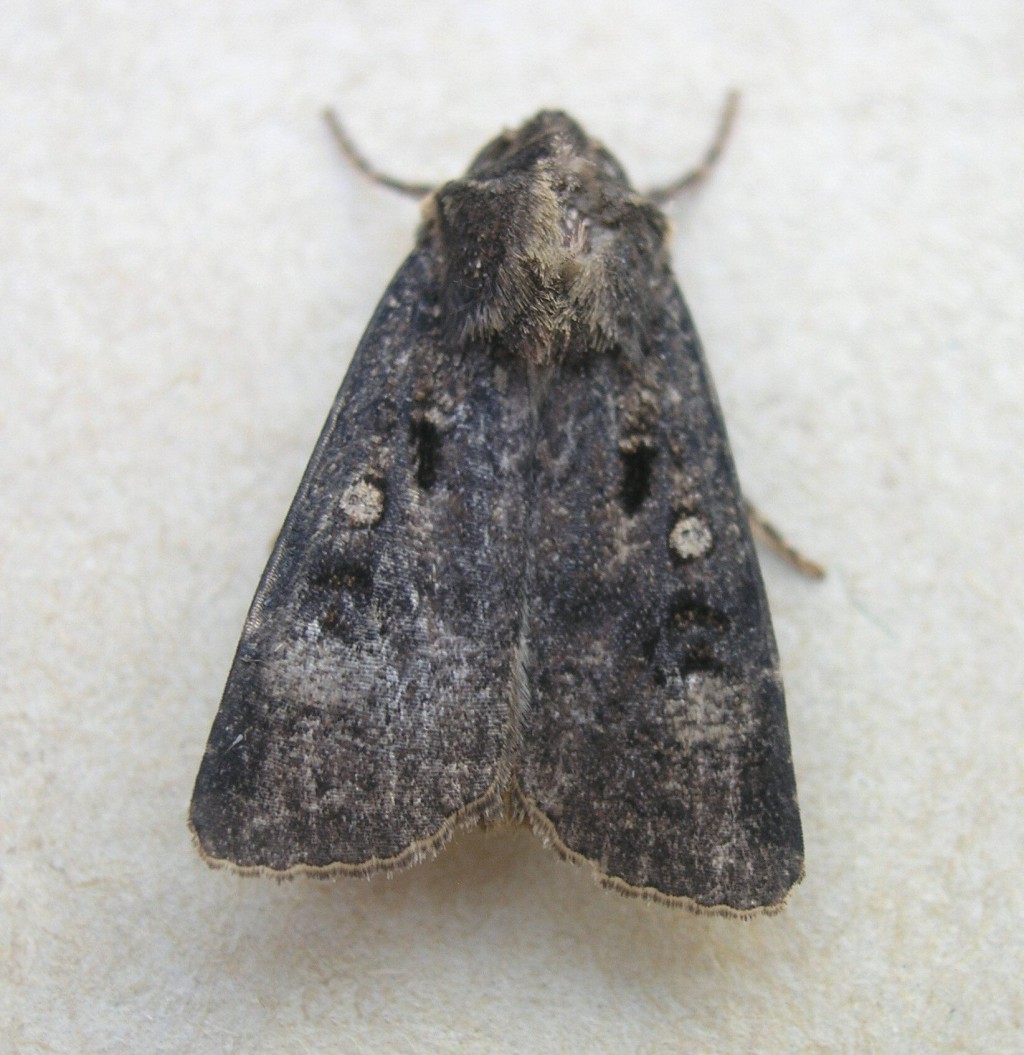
[190,102,806,915]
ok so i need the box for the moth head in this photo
[421,112,670,363]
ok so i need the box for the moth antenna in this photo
[746,500,826,579]
[647,90,740,205]
[323,108,435,199]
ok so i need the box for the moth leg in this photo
[323,109,434,199]
[746,500,826,579]
[647,90,740,204]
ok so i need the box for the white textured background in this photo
[3,3,1022,1053]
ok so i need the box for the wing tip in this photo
[188,781,803,915]
[186,781,506,882]
[512,785,804,918]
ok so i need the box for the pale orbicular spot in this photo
[670,513,712,560]
[339,479,384,528]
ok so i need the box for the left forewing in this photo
[514,282,803,914]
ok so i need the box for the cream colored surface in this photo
[3,3,1021,1052]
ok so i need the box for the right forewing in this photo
[190,250,532,874]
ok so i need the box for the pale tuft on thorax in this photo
[420,112,670,362]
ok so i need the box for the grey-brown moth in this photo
[189,107,804,916]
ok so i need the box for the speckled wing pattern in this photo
[190,109,803,914]
[516,284,803,913]
[189,250,532,873]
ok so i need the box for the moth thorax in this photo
[428,162,669,362]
